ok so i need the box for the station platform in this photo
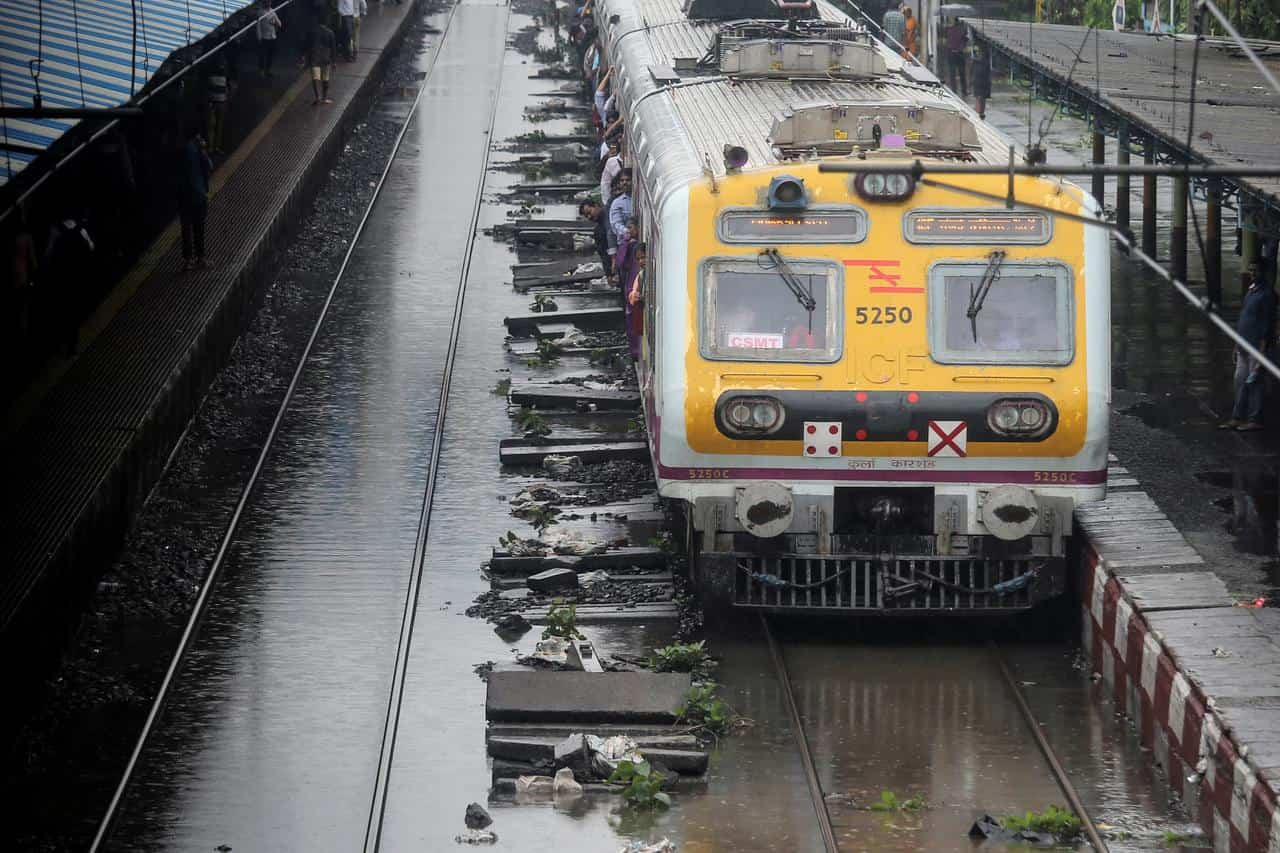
[0,1,420,677]
[1079,458,1280,851]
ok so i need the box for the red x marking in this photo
[927,421,967,457]
[843,258,924,294]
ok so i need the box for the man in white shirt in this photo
[255,2,283,77]
[599,135,623,208]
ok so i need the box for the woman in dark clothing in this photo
[972,43,992,119]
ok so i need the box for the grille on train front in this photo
[731,554,1048,611]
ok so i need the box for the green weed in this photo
[517,407,551,437]
[648,640,715,679]
[542,602,585,640]
[675,683,737,737]
[1001,805,1082,839]
[491,378,511,396]
[869,790,926,813]
[607,759,670,809]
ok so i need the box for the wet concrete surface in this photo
[984,80,1280,603]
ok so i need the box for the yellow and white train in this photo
[593,0,1110,611]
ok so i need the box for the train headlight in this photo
[720,395,785,436]
[854,172,915,202]
[768,175,808,210]
[987,399,1052,437]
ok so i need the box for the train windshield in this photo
[700,257,841,362]
[927,260,1073,365]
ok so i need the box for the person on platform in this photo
[307,22,337,105]
[176,127,214,272]
[337,0,357,61]
[902,7,919,59]
[944,18,968,96]
[205,58,230,155]
[352,0,368,57]
[256,2,283,77]
[972,42,992,119]
[882,3,906,48]
[578,199,612,281]
[43,211,95,355]
[1221,263,1277,432]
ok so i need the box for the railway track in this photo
[87,2,496,847]
[762,616,1111,853]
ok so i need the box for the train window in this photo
[699,257,842,362]
[927,260,1073,365]
[719,207,867,244]
[904,210,1052,245]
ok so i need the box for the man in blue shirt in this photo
[1221,263,1276,431]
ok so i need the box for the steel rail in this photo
[85,3,462,849]
[990,642,1110,853]
[361,5,511,850]
[762,616,841,853]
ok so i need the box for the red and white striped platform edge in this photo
[1080,459,1280,852]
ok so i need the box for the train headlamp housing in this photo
[854,172,915,202]
[768,175,808,210]
[719,395,786,436]
[987,399,1052,437]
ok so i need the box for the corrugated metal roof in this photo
[0,0,259,186]
[599,0,1015,207]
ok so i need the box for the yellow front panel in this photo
[682,163,1090,458]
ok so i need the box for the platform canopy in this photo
[0,0,259,186]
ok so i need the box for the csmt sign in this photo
[726,332,785,349]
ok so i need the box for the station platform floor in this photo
[0,1,419,667]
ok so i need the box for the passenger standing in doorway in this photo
[1221,264,1277,432]
[971,42,991,119]
[625,242,647,360]
[308,22,337,105]
[578,199,612,280]
[882,3,905,49]
[256,2,283,77]
[177,127,214,271]
[206,59,230,155]
[608,169,633,249]
[944,18,968,96]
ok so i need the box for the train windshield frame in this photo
[699,256,843,363]
[718,206,868,244]
[927,259,1075,366]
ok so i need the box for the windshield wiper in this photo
[762,249,817,321]
[966,249,1007,343]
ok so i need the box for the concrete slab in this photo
[1116,571,1234,611]
[485,671,691,723]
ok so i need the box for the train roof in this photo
[595,0,1014,206]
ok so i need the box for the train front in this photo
[648,134,1110,613]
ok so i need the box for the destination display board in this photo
[905,211,1052,244]
[720,208,866,243]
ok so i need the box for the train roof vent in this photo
[769,101,981,159]
[720,38,887,79]
[684,0,818,21]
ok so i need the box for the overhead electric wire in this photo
[900,175,1280,385]
[1033,26,1095,156]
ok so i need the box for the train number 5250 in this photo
[855,306,913,325]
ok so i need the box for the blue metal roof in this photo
[0,0,257,186]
